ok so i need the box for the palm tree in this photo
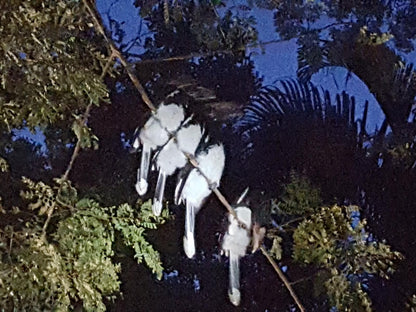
[229,79,366,202]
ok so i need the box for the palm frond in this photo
[394,62,415,94]
[392,62,416,122]
[239,79,358,134]
[231,79,366,199]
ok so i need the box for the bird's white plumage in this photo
[183,235,196,259]
[155,124,203,176]
[135,103,185,196]
[152,124,203,216]
[155,103,186,132]
[177,124,204,154]
[195,143,226,188]
[139,103,185,149]
[132,137,140,150]
[180,143,225,209]
[155,139,186,175]
[222,206,252,306]
[174,176,185,206]
[222,206,251,257]
[181,143,226,258]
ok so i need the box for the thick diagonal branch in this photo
[260,246,306,312]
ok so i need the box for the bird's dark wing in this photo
[174,162,194,205]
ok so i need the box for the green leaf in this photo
[270,235,283,260]
[293,205,402,311]
[0,157,9,172]
[211,0,223,6]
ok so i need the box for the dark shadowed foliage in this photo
[228,79,366,203]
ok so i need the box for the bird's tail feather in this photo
[136,145,150,196]
[228,252,241,306]
[183,201,196,258]
[174,177,184,205]
[152,170,166,216]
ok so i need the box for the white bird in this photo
[152,124,203,216]
[174,132,209,206]
[222,206,252,306]
[175,143,226,258]
[133,103,185,196]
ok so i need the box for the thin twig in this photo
[212,188,237,218]
[8,230,13,262]
[247,39,285,48]
[62,131,83,181]
[61,53,115,182]
[260,246,306,312]
[211,4,227,44]
[280,216,309,228]
[290,270,322,286]
[41,206,54,241]
[82,0,156,112]
[135,50,234,65]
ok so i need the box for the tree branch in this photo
[260,246,306,312]
[61,52,115,182]
[82,0,156,112]
[248,39,285,48]
[41,206,55,241]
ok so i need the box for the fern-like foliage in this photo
[293,205,403,311]
[277,171,322,215]
[324,269,372,312]
[267,174,322,263]
[240,79,357,134]
[391,61,416,126]
[0,229,73,311]
[406,294,416,311]
[0,178,167,311]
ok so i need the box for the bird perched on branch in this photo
[175,142,226,258]
[152,123,204,216]
[222,206,252,306]
[132,103,185,196]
